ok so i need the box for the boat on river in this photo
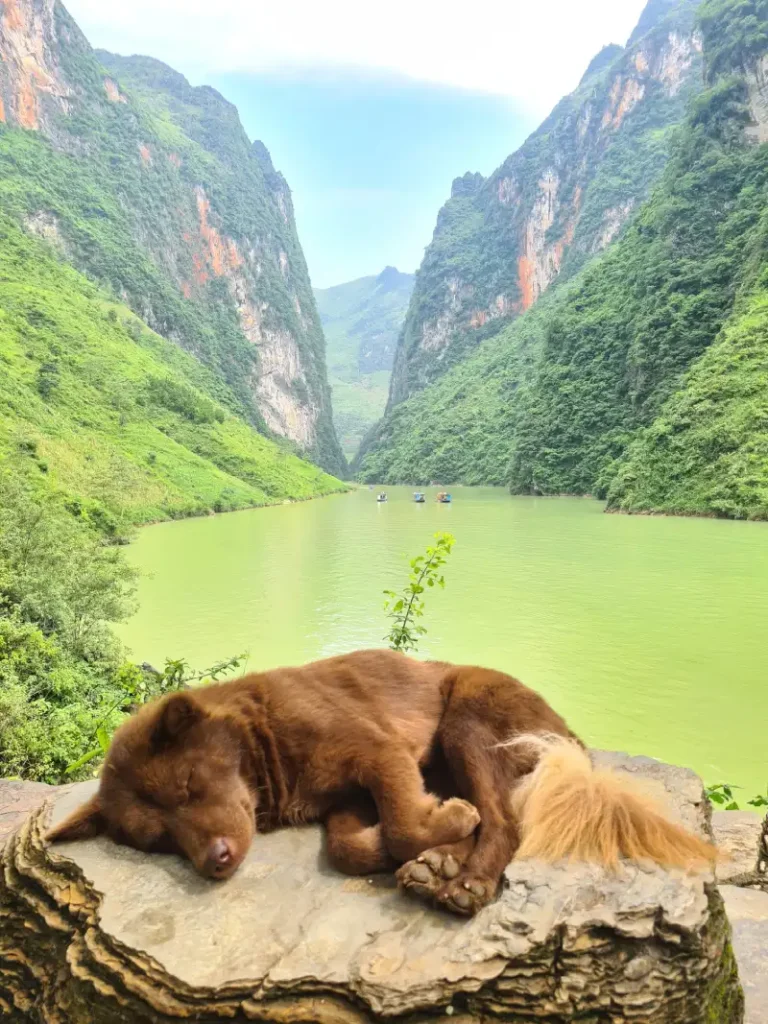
[413,492,426,503]
[376,492,388,503]
[436,491,452,503]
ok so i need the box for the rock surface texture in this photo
[0,754,745,1023]
[721,887,768,1024]
[712,811,766,889]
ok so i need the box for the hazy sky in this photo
[65,0,650,286]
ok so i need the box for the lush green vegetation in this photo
[0,5,344,475]
[355,289,563,484]
[509,72,768,502]
[0,464,136,781]
[0,459,251,782]
[0,216,346,527]
[606,288,768,518]
[359,0,768,520]
[314,268,413,458]
[698,0,768,78]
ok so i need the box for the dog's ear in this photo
[46,794,105,843]
[151,691,206,751]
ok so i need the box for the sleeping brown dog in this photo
[48,649,715,916]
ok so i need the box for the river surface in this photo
[120,487,767,797]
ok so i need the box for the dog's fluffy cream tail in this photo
[507,734,717,870]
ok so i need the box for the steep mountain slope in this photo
[0,0,345,476]
[358,0,768,521]
[314,267,414,457]
[383,0,704,409]
[0,213,345,528]
[508,56,768,502]
[606,287,768,518]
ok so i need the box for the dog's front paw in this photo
[433,797,480,843]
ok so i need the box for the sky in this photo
[65,0,650,287]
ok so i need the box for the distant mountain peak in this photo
[376,266,412,291]
[451,172,485,198]
[627,0,684,47]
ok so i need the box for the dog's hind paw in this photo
[435,873,494,916]
[397,847,464,902]
[397,849,496,916]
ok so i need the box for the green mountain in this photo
[382,0,705,410]
[0,214,345,530]
[357,0,768,521]
[0,0,346,491]
[314,267,414,458]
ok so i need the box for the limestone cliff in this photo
[385,0,704,408]
[0,1,345,475]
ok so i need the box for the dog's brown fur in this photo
[47,650,716,916]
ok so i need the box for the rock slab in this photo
[0,755,745,1022]
[712,811,765,888]
[721,886,768,1024]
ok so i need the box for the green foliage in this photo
[383,533,455,652]
[705,782,742,810]
[607,290,768,518]
[0,215,345,526]
[354,288,561,484]
[508,72,768,499]
[0,468,137,656]
[0,456,252,782]
[705,781,768,809]
[36,360,60,400]
[699,0,768,79]
[0,466,136,782]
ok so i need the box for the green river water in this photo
[120,487,767,798]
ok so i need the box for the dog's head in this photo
[47,690,256,880]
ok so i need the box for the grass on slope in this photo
[0,216,345,529]
[606,285,768,519]
[329,370,391,461]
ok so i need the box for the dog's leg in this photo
[397,739,518,916]
[323,798,394,876]
[357,746,480,863]
[399,666,567,916]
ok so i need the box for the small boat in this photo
[436,491,452,504]
[413,492,426,503]
[376,492,388,503]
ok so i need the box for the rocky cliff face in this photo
[0,1,345,475]
[385,0,704,408]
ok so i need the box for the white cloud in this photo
[65,0,650,117]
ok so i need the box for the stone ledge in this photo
[713,811,765,888]
[0,754,745,1023]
